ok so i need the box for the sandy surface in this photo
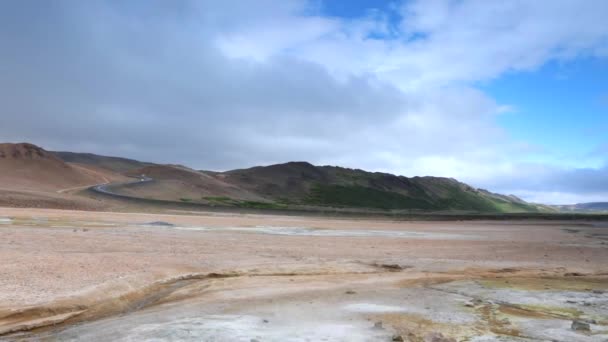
[0,207,607,341]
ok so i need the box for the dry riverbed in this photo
[0,207,607,341]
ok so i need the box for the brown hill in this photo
[113,164,265,203]
[219,162,326,199]
[0,143,107,192]
[0,143,544,213]
[52,151,152,173]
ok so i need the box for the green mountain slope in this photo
[215,162,542,213]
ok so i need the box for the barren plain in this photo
[0,207,607,341]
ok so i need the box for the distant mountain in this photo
[53,151,152,173]
[555,202,608,213]
[577,202,608,210]
[2,143,546,213]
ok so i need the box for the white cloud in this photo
[0,0,607,204]
[212,0,608,90]
[514,191,608,205]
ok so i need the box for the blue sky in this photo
[487,59,608,168]
[323,0,608,170]
[1,0,607,204]
[320,0,398,18]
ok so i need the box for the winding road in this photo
[91,176,153,196]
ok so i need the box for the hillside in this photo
[215,162,542,213]
[0,143,106,192]
[111,164,266,204]
[0,143,545,213]
[53,151,152,173]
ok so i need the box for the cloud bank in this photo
[0,0,607,204]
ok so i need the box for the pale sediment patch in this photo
[0,272,231,337]
[515,318,607,342]
[10,273,608,341]
[0,217,11,224]
[118,315,391,342]
[437,279,608,318]
[344,303,407,313]
[0,309,87,337]
[174,225,479,240]
[0,268,401,338]
[432,278,608,341]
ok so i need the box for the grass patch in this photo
[435,186,537,213]
[203,196,287,209]
[436,188,499,212]
[236,201,288,209]
[203,196,239,205]
[491,200,540,213]
[204,196,232,202]
[303,183,542,213]
[305,184,436,210]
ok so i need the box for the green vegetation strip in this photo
[305,184,436,210]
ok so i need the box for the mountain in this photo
[52,151,152,173]
[0,143,544,213]
[0,143,109,191]
[211,162,542,213]
[106,160,542,212]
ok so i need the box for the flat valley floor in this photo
[1,207,607,341]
